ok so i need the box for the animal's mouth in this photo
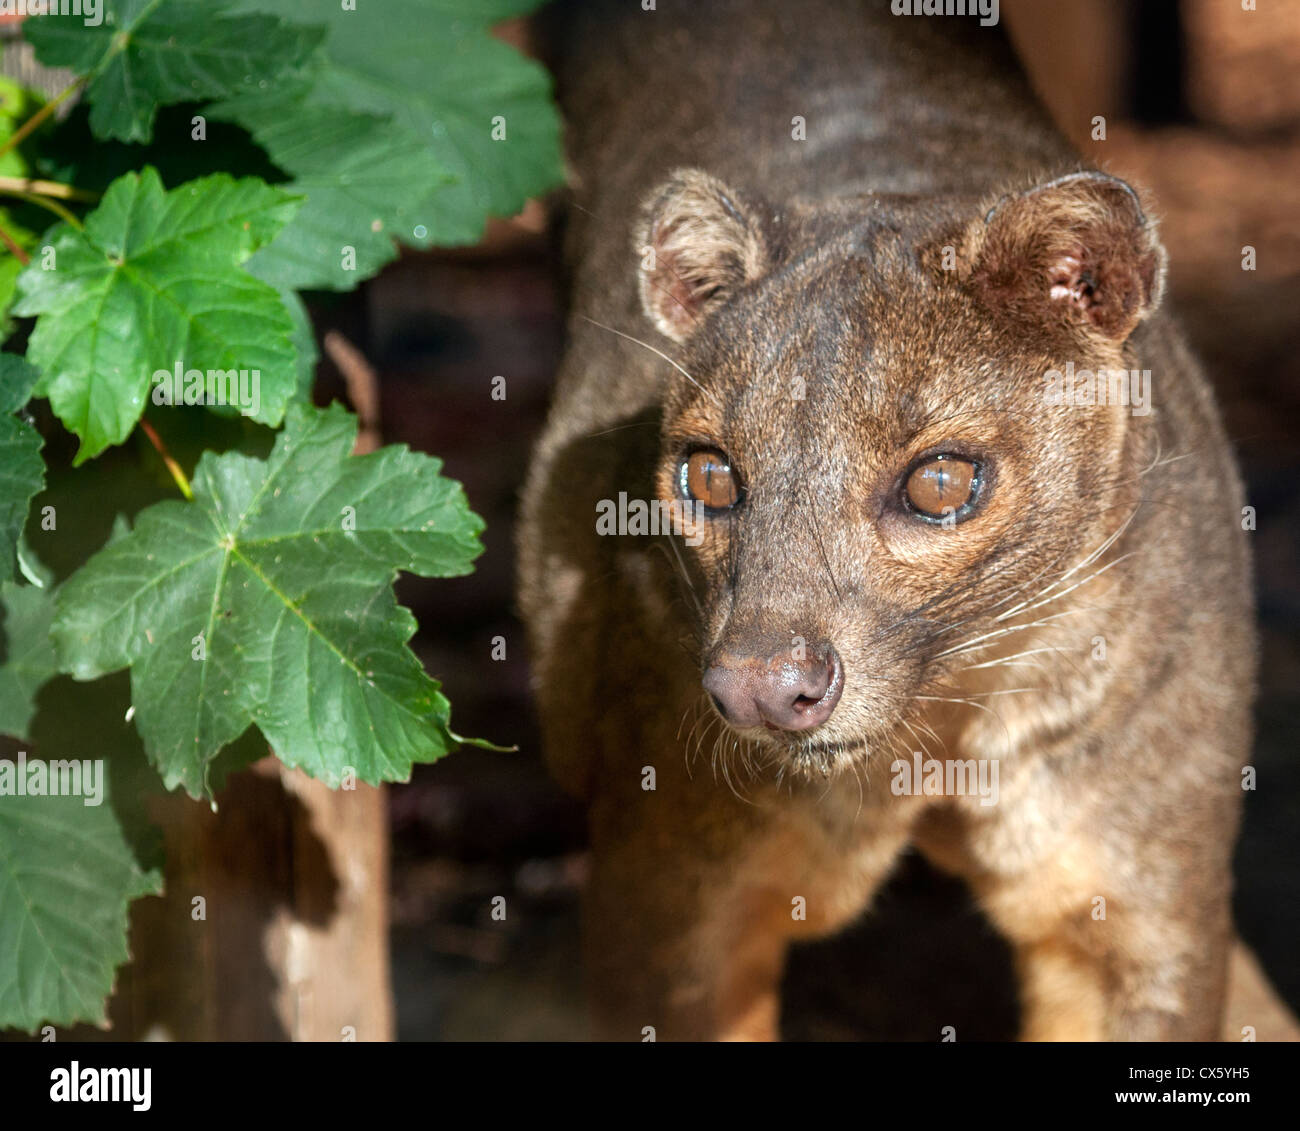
[748,725,873,775]
[822,736,869,755]
[698,677,879,779]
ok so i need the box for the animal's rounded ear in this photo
[636,168,768,342]
[968,172,1166,343]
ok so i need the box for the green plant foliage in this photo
[54,403,484,797]
[0,783,162,1033]
[0,0,561,1033]
[0,354,44,580]
[216,0,563,287]
[25,0,323,144]
[14,170,301,464]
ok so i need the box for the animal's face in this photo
[638,169,1165,775]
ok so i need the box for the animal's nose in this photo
[703,644,843,731]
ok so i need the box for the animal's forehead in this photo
[694,257,989,425]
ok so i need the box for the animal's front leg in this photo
[984,863,1234,1041]
[582,793,796,1041]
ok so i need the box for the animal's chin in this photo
[733,725,874,779]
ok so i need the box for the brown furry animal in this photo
[519,0,1256,1040]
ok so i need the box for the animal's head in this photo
[636,167,1165,776]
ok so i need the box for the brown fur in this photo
[519,0,1256,1040]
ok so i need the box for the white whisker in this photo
[580,316,715,400]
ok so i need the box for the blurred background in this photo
[10,0,1296,1041]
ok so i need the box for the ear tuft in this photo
[637,169,767,342]
[970,172,1166,343]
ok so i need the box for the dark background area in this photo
[296,0,1297,1039]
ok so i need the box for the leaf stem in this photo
[3,190,83,230]
[0,220,29,265]
[138,418,194,501]
[0,176,98,203]
[0,76,86,163]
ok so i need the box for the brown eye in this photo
[904,455,980,521]
[681,449,741,510]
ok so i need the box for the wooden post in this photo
[89,332,396,1043]
[98,763,393,1042]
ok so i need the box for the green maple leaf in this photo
[13,168,301,465]
[209,97,447,291]
[0,418,43,580]
[0,581,162,1032]
[0,582,58,741]
[52,402,485,798]
[0,354,44,581]
[279,286,317,400]
[217,0,562,288]
[0,351,39,416]
[24,0,324,144]
[0,784,161,1033]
